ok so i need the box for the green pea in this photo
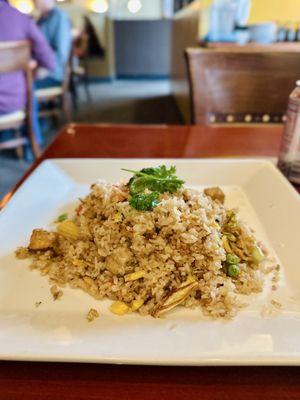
[226,253,240,265]
[227,264,239,278]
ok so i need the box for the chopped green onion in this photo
[226,253,240,265]
[57,213,68,223]
[227,210,236,222]
[223,232,236,242]
[252,245,264,264]
[227,264,239,278]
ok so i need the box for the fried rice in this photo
[16,181,269,319]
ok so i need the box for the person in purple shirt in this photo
[0,0,55,154]
[0,0,55,115]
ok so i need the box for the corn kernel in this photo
[124,270,146,282]
[57,220,79,240]
[222,235,231,253]
[131,299,144,311]
[72,259,85,268]
[110,301,129,315]
[113,212,122,222]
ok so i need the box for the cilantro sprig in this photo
[129,192,160,211]
[122,166,184,211]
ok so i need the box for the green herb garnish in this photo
[123,165,184,212]
[57,213,68,222]
[129,192,160,211]
[123,166,184,195]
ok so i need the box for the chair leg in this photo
[53,111,62,129]
[83,77,92,104]
[14,128,24,160]
[62,93,72,123]
[82,58,92,104]
[70,73,79,111]
[51,99,61,128]
[83,59,92,103]
[28,126,41,159]
[72,86,79,112]
[27,115,41,159]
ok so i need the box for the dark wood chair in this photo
[0,41,40,158]
[185,47,300,125]
[70,29,92,110]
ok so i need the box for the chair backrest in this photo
[0,41,31,74]
[0,41,34,136]
[185,48,300,125]
[0,41,32,112]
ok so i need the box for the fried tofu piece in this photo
[106,246,133,275]
[204,187,225,204]
[29,229,57,251]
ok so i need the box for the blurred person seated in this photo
[34,0,72,89]
[0,0,55,145]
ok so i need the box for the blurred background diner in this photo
[1,0,300,197]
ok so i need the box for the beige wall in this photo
[61,0,164,78]
[86,16,116,78]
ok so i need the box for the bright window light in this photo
[15,0,33,13]
[89,0,108,13]
[127,0,142,14]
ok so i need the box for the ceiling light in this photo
[127,0,142,14]
[90,0,108,13]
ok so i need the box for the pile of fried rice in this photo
[16,181,268,319]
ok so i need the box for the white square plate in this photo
[1,158,300,366]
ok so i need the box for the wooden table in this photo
[0,123,284,208]
[2,123,300,400]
